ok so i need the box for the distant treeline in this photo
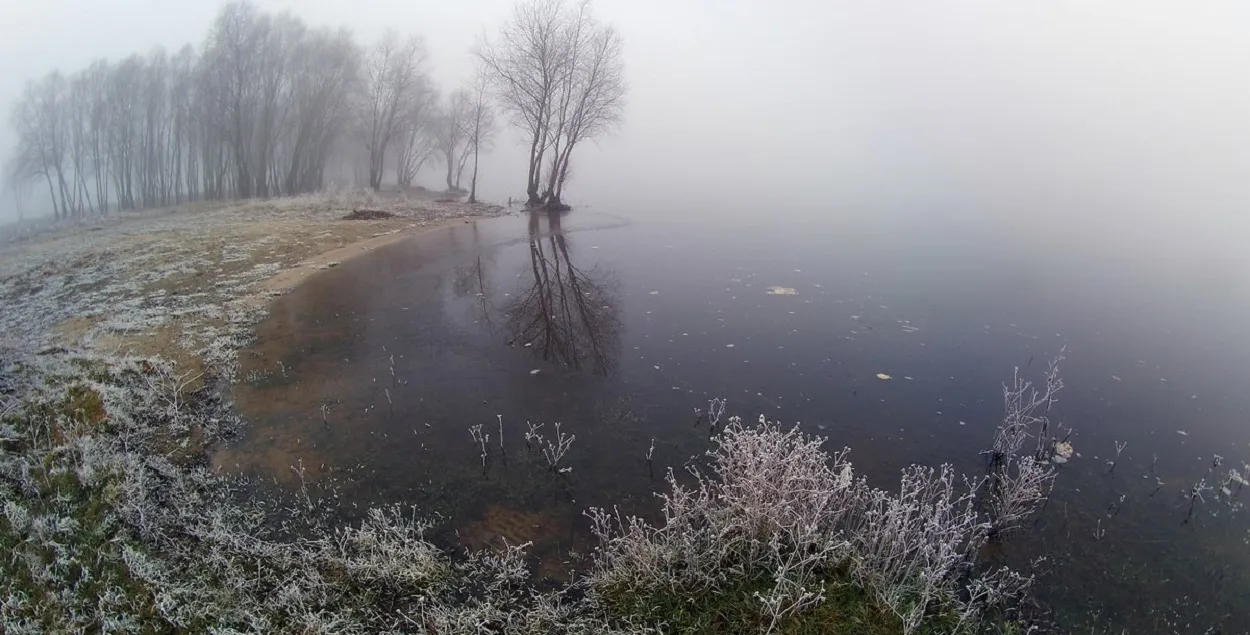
[3,1,490,219]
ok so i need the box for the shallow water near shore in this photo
[219,206,1250,631]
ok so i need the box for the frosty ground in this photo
[0,192,1054,634]
[0,190,501,378]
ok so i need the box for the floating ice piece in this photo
[766,286,797,295]
[876,373,892,380]
[1054,441,1075,462]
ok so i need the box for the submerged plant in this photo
[542,422,575,472]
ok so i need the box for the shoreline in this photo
[253,214,488,298]
[0,192,503,377]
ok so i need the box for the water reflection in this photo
[503,211,622,375]
[451,225,498,333]
[220,209,1250,633]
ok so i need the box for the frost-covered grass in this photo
[0,190,503,379]
[0,347,1055,634]
[0,193,1055,633]
[0,350,648,634]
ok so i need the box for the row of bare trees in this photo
[5,0,623,219]
[478,0,625,209]
[4,1,495,219]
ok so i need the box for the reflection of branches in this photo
[504,211,621,375]
[452,224,496,332]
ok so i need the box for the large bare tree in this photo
[477,0,624,209]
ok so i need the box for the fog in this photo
[3,0,1249,259]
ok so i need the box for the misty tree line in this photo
[4,0,624,219]
[3,2,493,219]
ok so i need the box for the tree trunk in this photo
[443,149,455,191]
[469,145,480,204]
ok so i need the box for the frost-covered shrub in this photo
[584,412,1050,634]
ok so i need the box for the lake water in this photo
[217,206,1250,632]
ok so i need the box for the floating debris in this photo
[876,373,892,380]
[1177,430,1189,436]
[726,344,736,348]
[649,290,659,295]
[529,369,541,375]
[1110,375,1122,381]
[766,286,797,295]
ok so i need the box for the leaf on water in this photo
[876,373,892,380]
[766,286,797,295]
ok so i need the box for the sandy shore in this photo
[0,191,504,380]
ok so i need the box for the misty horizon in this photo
[1,2,1247,246]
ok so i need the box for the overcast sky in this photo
[2,0,1249,255]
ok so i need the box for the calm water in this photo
[218,208,1250,632]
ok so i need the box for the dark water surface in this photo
[219,208,1250,632]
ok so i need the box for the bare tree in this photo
[541,3,624,208]
[465,75,498,203]
[476,0,567,206]
[393,76,438,189]
[362,31,426,191]
[478,0,624,209]
[433,89,471,192]
[1,1,434,216]
[279,26,360,194]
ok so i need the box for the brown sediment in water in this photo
[251,215,486,300]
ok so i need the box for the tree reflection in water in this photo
[451,223,498,333]
[503,211,621,375]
